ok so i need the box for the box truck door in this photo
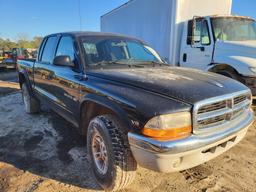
[180,19,214,70]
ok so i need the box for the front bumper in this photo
[128,109,254,173]
[241,76,256,99]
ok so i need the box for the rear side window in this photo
[56,36,75,61]
[41,36,57,64]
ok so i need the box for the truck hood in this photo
[89,67,248,104]
[215,40,256,57]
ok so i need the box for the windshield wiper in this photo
[131,60,168,67]
[149,61,169,67]
[92,60,144,68]
[91,59,168,68]
[93,60,122,66]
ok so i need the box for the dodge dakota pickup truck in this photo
[17,32,254,191]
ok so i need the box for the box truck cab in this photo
[180,15,256,99]
[101,0,256,99]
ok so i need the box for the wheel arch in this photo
[208,63,240,75]
[18,69,33,93]
[79,94,132,136]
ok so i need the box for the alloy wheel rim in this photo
[91,129,108,175]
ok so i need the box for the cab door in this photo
[180,18,214,70]
[49,35,82,125]
[34,35,82,126]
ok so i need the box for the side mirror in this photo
[53,55,74,67]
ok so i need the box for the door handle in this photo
[183,53,187,62]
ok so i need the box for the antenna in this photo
[78,0,82,31]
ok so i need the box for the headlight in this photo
[142,112,192,140]
[249,67,256,74]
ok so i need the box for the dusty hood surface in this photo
[88,66,248,104]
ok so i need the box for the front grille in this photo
[198,100,227,114]
[197,114,226,127]
[194,91,251,134]
[234,95,247,105]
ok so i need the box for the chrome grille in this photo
[234,95,247,105]
[197,100,227,114]
[193,91,251,134]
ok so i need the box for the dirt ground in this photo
[0,71,256,192]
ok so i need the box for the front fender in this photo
[211,55,256,77]
[80,93,138,134]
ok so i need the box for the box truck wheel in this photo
[87,115,137,191]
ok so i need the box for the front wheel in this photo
[21,83,40,114]
[87,115,137,191]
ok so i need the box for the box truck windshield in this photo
[211,17,256,41]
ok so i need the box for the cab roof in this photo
[45,31,144,43]
[209,14,255,21]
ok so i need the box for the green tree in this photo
[0,34,43,50]
[0,38,17,50]
[31,36,43,48]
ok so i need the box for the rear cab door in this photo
[34,35,59,100]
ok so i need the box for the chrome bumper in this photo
[128,109,254,172]
[128,109,254,154]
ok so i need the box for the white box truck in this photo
[101,0,256,99]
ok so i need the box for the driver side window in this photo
[187,19,210,46]
[56,36,75,61]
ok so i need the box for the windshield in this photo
[211,17,256,41]
[81,36,163,66]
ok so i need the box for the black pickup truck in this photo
[17,32,254,191]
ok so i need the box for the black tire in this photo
[87,115,137,191]
[21,83,40,114]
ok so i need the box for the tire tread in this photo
[98,115,137,191]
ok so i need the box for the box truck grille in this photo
[194,91,251,134]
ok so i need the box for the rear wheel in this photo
[87,115,137,191]
[21,83,40,114]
